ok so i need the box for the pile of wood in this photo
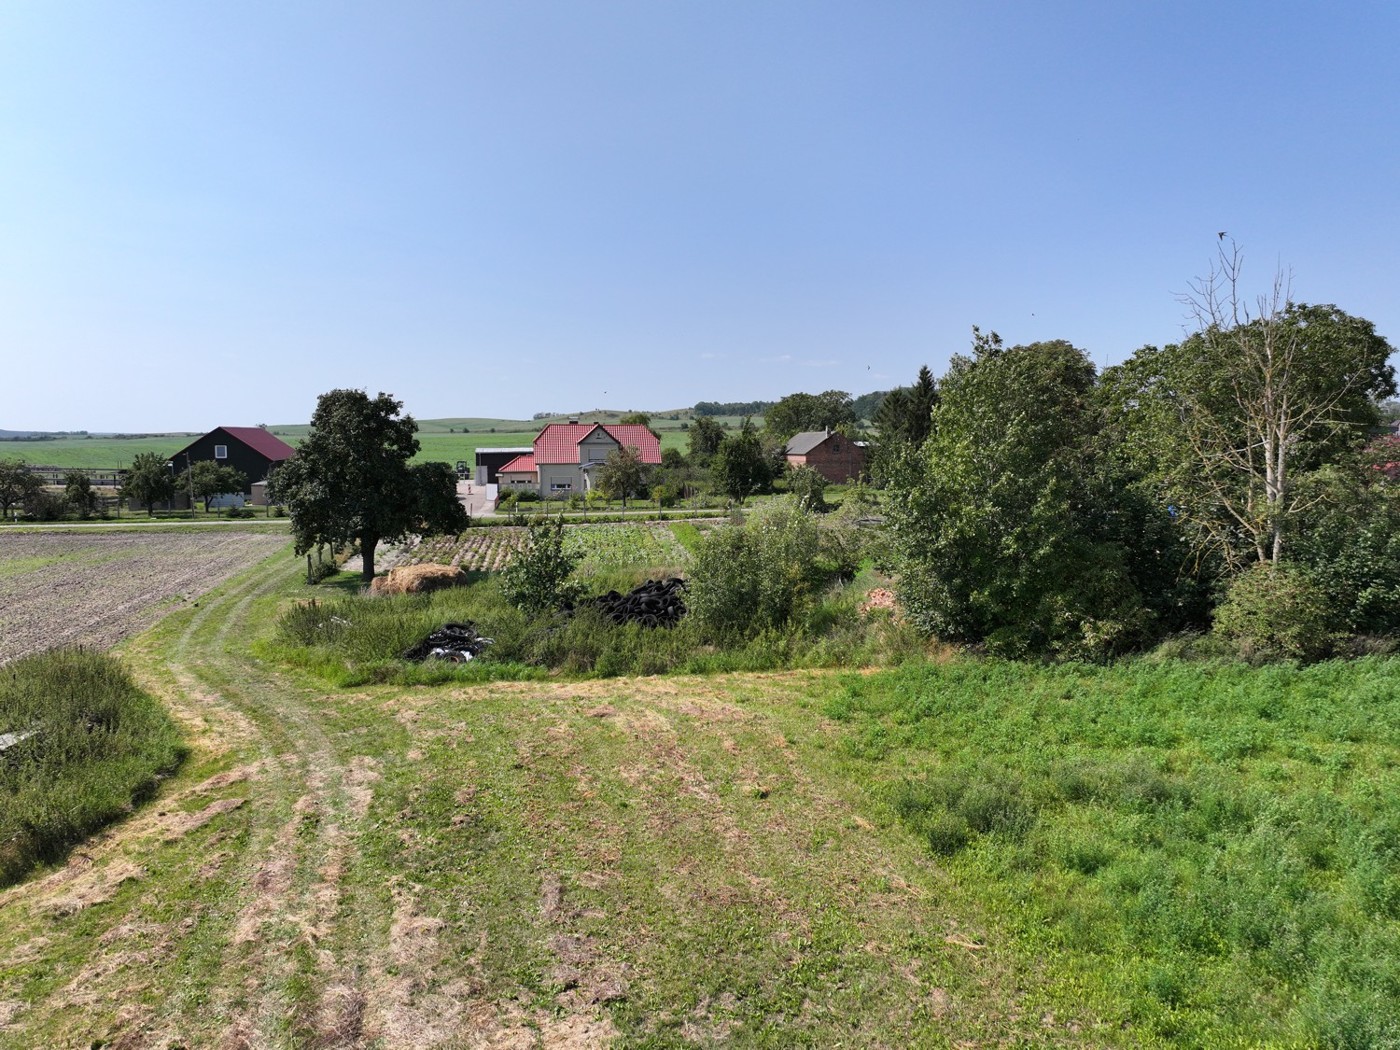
[401,622,493,662]
[574,577,688,628]
[370,563,468,595]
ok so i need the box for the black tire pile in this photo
[575,577,688,628]
[402,622,494,662]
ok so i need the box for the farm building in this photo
[497,421,662,495]
[169,427,296,496]
[473,447,534,486]
[784,429,867,483]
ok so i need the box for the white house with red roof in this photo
[503,421,662,496]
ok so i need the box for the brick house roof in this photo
[533,423,661,465]
[499,453,536,474]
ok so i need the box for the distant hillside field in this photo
[0,435,200,469]
[0,416,718,470]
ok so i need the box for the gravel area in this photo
[0,530,288,664]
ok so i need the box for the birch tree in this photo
[1102,242,1395,571]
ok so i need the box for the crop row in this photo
[400,523,691,574]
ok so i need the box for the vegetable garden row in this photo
[397,522,691,573]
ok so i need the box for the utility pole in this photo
[186,452,195,518]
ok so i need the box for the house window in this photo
[214,444,228,459]
[551,481,573,491]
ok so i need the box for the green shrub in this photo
[687,498,829,640]
[500,519,583,617]
[1213,563,1338,662]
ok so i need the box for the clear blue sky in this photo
[3,1,1398,431]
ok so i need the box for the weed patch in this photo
[0,649,186,885]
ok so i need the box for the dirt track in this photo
[0,530,288,664]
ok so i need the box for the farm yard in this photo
[0,529,289,663]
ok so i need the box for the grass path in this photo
[0,547,1118,1048]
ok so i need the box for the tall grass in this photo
[825,657,1400,1046]
[0,649,186,885]
[270,575,925,686]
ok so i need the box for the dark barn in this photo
[169,427,296,494]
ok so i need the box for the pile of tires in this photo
[576,577,688,628]
[402,621,494,662]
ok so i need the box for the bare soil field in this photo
[0,530,288,663]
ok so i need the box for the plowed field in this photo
[0,530,289,663]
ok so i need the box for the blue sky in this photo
[3,1,1398,431]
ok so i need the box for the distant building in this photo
[783,429,866,483]
[496,420,663,496]
[473,447,534,486]
[169,427,296,496]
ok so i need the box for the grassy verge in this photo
[264,575,924,686]
[821,656,1400,1047]
[0,649,186,885]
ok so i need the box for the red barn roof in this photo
[218,427,296,461]
[533,423,661,465]
[499,453,536,474]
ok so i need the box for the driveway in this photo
[458,479,495,518]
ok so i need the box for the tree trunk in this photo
[361,534,378,583]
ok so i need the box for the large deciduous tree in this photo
[64,470,99,518]
[710,419,775,504]
[0,459,42,519]
[763,390,855,442]
[687,415,726,462]
[1101,243,1396,571]
[121,452,176,516]
[596,445,650,508]
[178,461,248,512]
[888,332,1179,659]
[271,389,469,583]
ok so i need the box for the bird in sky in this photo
[1218,231,1227,240]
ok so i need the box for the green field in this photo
[0,412,727,469]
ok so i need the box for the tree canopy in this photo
[271,389,468,582]
[1101,289,1396,570]
[710,419,774,503]
[887,333,1182,660]
[179,461,248,512]
[763,390,855,442]
[596,445,651,508]
[0,460,42,519]
[122,452,175,516]
[687,415,726,461]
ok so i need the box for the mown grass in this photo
[821,656,1400,1047]
[265,574,925,686]
[0,648,187,885]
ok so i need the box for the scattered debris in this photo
[401,623,494,663]
[0,729,37,754]
[571,578,688,628]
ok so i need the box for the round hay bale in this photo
[373,563,469,596]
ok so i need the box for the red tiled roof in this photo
[499,453,536,474]
[533,423,661,465]
[219,427,296,461]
